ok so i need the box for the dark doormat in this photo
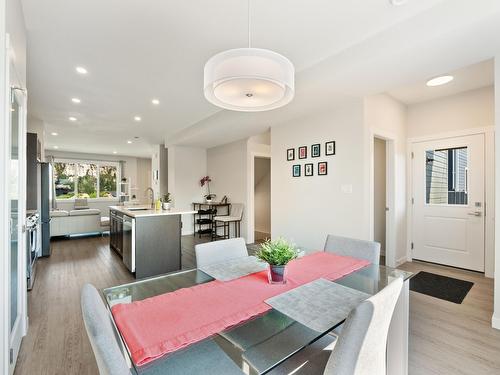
[409,271,473,304]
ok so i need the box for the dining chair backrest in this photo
[230,203,244,220]
[195,237,248,268]
[324,235,380,265]
[324,278,403,375]
[81,283,131,375]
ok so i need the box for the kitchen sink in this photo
[126,207,150,211]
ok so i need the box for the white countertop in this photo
[109,205,196,218]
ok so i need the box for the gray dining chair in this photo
[324,235,380,265]
[195,237,248,268]
[81,283,131,375]
[270,278,403,375]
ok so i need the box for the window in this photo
[77,163,98,198]
[99,165,117,198]
[54,162,76,199]
[54,159,119,200]
[425,147,468,205]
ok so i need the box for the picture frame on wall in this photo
[287,148,295,161]
[305,163,313,176]
[325,141,336,156]
[298,146,307,159]
[311,144,321,158]
[292,164,301,177]
[318,161,328,175]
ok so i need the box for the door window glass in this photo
[426,147,468,205]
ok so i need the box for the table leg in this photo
[387,279,409,375]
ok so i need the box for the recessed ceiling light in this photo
[51,132,58,136]
[71,98,81,103]
[127,140,132,144]
[113,151,117,154]
[134,116,142,121]
[426,75,454,87]
[68,116,77,122]
[53,145,59,149]
[151,99,160,105]
[75,66,88,75]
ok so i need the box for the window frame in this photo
[53,158,121,202]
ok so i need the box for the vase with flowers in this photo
[200,175,216,203]
[255,238,299,284]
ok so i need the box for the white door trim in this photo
[407,126,494,143]
[370,128,397,267]
[247,150,271,245]
[407,127,494,277]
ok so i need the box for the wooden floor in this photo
[399,261,500,375]
[14,236,500,374]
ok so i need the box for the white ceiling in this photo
[168,0,500,148]
[22,0,500,153]
[388,59,494,105]
[22,0,455,156]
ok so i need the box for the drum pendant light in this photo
[204,0,295,112]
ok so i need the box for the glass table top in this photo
[103,264,412,374]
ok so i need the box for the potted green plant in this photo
[161,193,172,210]
[255,238,299,284]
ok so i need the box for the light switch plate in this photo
[341,184,353,194]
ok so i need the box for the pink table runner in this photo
[111,252,369,365]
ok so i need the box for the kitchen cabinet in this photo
[109,210,123,256]
[109,206,195,279]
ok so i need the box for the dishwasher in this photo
[122,215,135,272]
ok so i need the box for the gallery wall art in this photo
[287,141,335,177]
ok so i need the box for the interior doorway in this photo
[254,157,271,243]
[373,137,387,265]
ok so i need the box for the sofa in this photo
[50,208,104,237]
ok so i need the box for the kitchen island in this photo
[109,206,196,279]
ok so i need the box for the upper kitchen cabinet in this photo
[26,132,41,211]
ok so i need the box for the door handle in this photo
[468,211,482,217]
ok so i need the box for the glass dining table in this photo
[103,264,412,375]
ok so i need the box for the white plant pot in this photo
[162,202,172,210]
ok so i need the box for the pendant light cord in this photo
[247,0,251,48]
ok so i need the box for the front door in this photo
[412,134,485,272]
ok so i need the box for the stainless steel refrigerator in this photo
[40,162,52,257]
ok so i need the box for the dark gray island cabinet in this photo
[109,206,196,279]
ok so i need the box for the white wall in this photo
[365,94,407,266]
[271,100,369,251]
[136,158,152,201]
[207,139,249,240]
[494,57,500,330]
[151,144,168,200]
[168,146,207,235]
[374,138,386,254]
[254,157,271,234]
[407,86,494,138]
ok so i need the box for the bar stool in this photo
[212,204,243,240]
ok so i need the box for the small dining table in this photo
[103,263,412,375]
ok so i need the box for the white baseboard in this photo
[492,313,500,330]
[395,255,408,267]
[181,230,194,236]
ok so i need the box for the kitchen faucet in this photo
[145,187,154,208]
